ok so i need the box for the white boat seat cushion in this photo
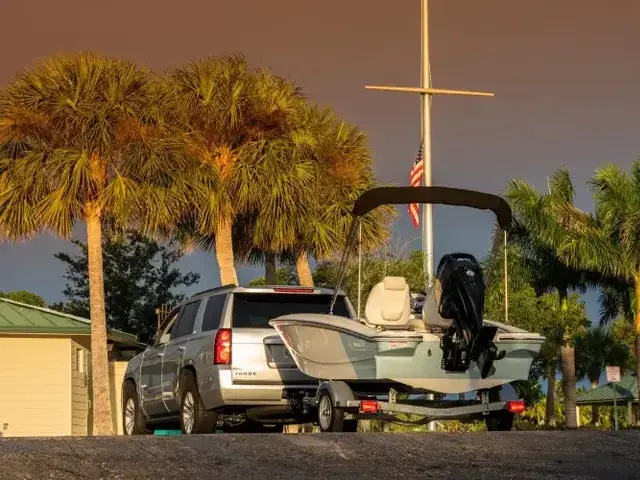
[364,276,411,329]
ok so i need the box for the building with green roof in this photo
[576,374,638,427]
[0,297,144,437]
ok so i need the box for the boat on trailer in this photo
[270,186,545,431]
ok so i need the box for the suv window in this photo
[202,294,227,332]
[171,300,201,340]
[156,309,180,345]
[231,293,351,328]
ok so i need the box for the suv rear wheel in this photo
[122,380,151,435]
[179,370,218,434]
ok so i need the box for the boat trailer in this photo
[283,380,524,432]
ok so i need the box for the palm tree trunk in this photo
[215,217,238,286]
[545,361,557,426]
[634,279,640,409]
[561,344,577,428]
[590,380,600,426]
[86,205,114,436]
[558,289,578,429]
[296,251,314,287]
[264,252,277,284]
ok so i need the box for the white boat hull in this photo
[270,313,545,394]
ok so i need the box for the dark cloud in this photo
[1,0,638,319]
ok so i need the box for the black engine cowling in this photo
[436,253,497,378]
[437,253,485,337]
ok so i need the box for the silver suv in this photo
[122,284,355,434]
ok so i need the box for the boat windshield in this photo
[232,293,351,328]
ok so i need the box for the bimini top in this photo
[352,186,512,230]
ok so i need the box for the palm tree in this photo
[232,105,392,287]
[0,53,186,435]
[598,279,635,324]
[287,105,392,286]
[505,168,595,428]
[575,326,631,425]
[169,55,305,286]
[535,161,640,412]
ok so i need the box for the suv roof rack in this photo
[191,284,237,297]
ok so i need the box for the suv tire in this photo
[122,380,151,435]
[179,370,218,434]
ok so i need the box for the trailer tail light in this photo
[214,328,232,365]
[359,400,380,414]
[507,400,525,414]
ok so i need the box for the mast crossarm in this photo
[365,85,495,97]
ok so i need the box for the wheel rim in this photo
[182,392,195,434]
[318,394,332,431]
[124,398,136,435]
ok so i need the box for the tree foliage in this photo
[486,285,589,348]
[574,325,633,382]
[0,290,46,307]
[246,247,425,300]
[248,265,298,286]
[313,249,425,313]
[51,231,199,334]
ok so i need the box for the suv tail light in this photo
[214,328,232,365]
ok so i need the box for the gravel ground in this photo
[1,431,638,479]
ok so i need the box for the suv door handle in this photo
[156,352,164,358]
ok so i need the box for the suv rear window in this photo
[232,293,351,328]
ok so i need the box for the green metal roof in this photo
[576,374,638,405]
[0,297,138,345]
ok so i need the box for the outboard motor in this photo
[437,253,498,378]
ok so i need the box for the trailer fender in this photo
[498,383,518,401]
[316,381,356,406]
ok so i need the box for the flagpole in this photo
[421,0,438,433]
[421,0,433,289]
[365,0,494,433]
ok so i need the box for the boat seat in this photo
[421,279,454,329]
[364,276,412,330]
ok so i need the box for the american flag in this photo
[407,144,423,228]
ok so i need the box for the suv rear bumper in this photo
[199,367,317,410]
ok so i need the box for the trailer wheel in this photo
[485,411,514,431]
[317,391,358,433]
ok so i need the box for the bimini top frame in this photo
[351,186,512,229]
[329,186,513,314]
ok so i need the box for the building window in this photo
[73,347,86,374]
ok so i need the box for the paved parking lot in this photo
[1,431,639,479]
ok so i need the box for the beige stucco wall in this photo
[0,336,72,437]
[0,335,132,437]
[70,336,130,435]
[109,361,128,435]
[71,340,89,436]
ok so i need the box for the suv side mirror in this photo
[136,331,152,345]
